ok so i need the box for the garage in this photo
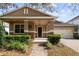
[54,24,75,39]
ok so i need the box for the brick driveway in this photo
[61,39,79,53]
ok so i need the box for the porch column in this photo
[34,23,36,38]
[48,19,54,35]
[24,20,28,34]
[9,23,14,34]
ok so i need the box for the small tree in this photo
[0,21,5,38]
[0,20,5,47]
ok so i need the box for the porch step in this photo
[35,38,47,40]
[33,38,47,43]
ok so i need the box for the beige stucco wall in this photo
[54,26,75,38]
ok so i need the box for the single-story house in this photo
[0,6,75,39]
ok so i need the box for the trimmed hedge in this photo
[48,34,61,45]
[4,35,31,43]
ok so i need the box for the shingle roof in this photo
[67,15,79,23]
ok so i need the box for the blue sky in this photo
[0,3,79,22]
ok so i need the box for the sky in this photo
[0,3,79,22]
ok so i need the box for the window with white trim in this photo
[15,24,24,33]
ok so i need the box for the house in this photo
[0,6,75,39]
[67,15,79,36]
[54,20,75,38]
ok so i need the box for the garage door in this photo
[54,27,74,38]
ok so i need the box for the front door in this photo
[37,27,42,37]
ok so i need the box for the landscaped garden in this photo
[0,35,32,56]
[46,34,79,56]
[0,21,32,56]
[0,21,79,56]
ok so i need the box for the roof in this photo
[67,15,79,23]
[54,20,75,26]
[54,20,63,23]
[0,6,56,18]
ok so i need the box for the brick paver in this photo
[30,43,48,56]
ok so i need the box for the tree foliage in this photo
[0,21,5,39]
[23,3,79,14]
[0,3,18,13]
[24,3,53,12]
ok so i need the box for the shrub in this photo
[5,31,8,35]
[2,35,32,52]
[4,35,31,43]
[8,41,27,51]
[73,33,79,39]
[47,41,52,49]
[4,35,13,43]
[48,34,61,45]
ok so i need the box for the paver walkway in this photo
[30,43,48,56]
[61,39,79,53]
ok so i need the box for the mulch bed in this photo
[0,48,32,56]
[48,43,79,56]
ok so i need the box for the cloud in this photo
[61,10,65,13]
[52,3,57,7]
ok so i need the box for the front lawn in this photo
[48,43,79,56]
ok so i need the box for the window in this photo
[15,24,24,33]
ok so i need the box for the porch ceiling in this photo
[1,16,54,19]
[1,17,53,25]
[32,20,49,25]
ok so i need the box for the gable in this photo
[54,20,75,26]
[2,7,51,17]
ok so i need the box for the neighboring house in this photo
[67,15,79,25]
[67,15,79,36]
[54,20,75,38]
[3,22,9,34]
[0,6,75,39]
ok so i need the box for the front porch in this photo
[1,18,54,38]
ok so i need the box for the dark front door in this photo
[38,27,42,37]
